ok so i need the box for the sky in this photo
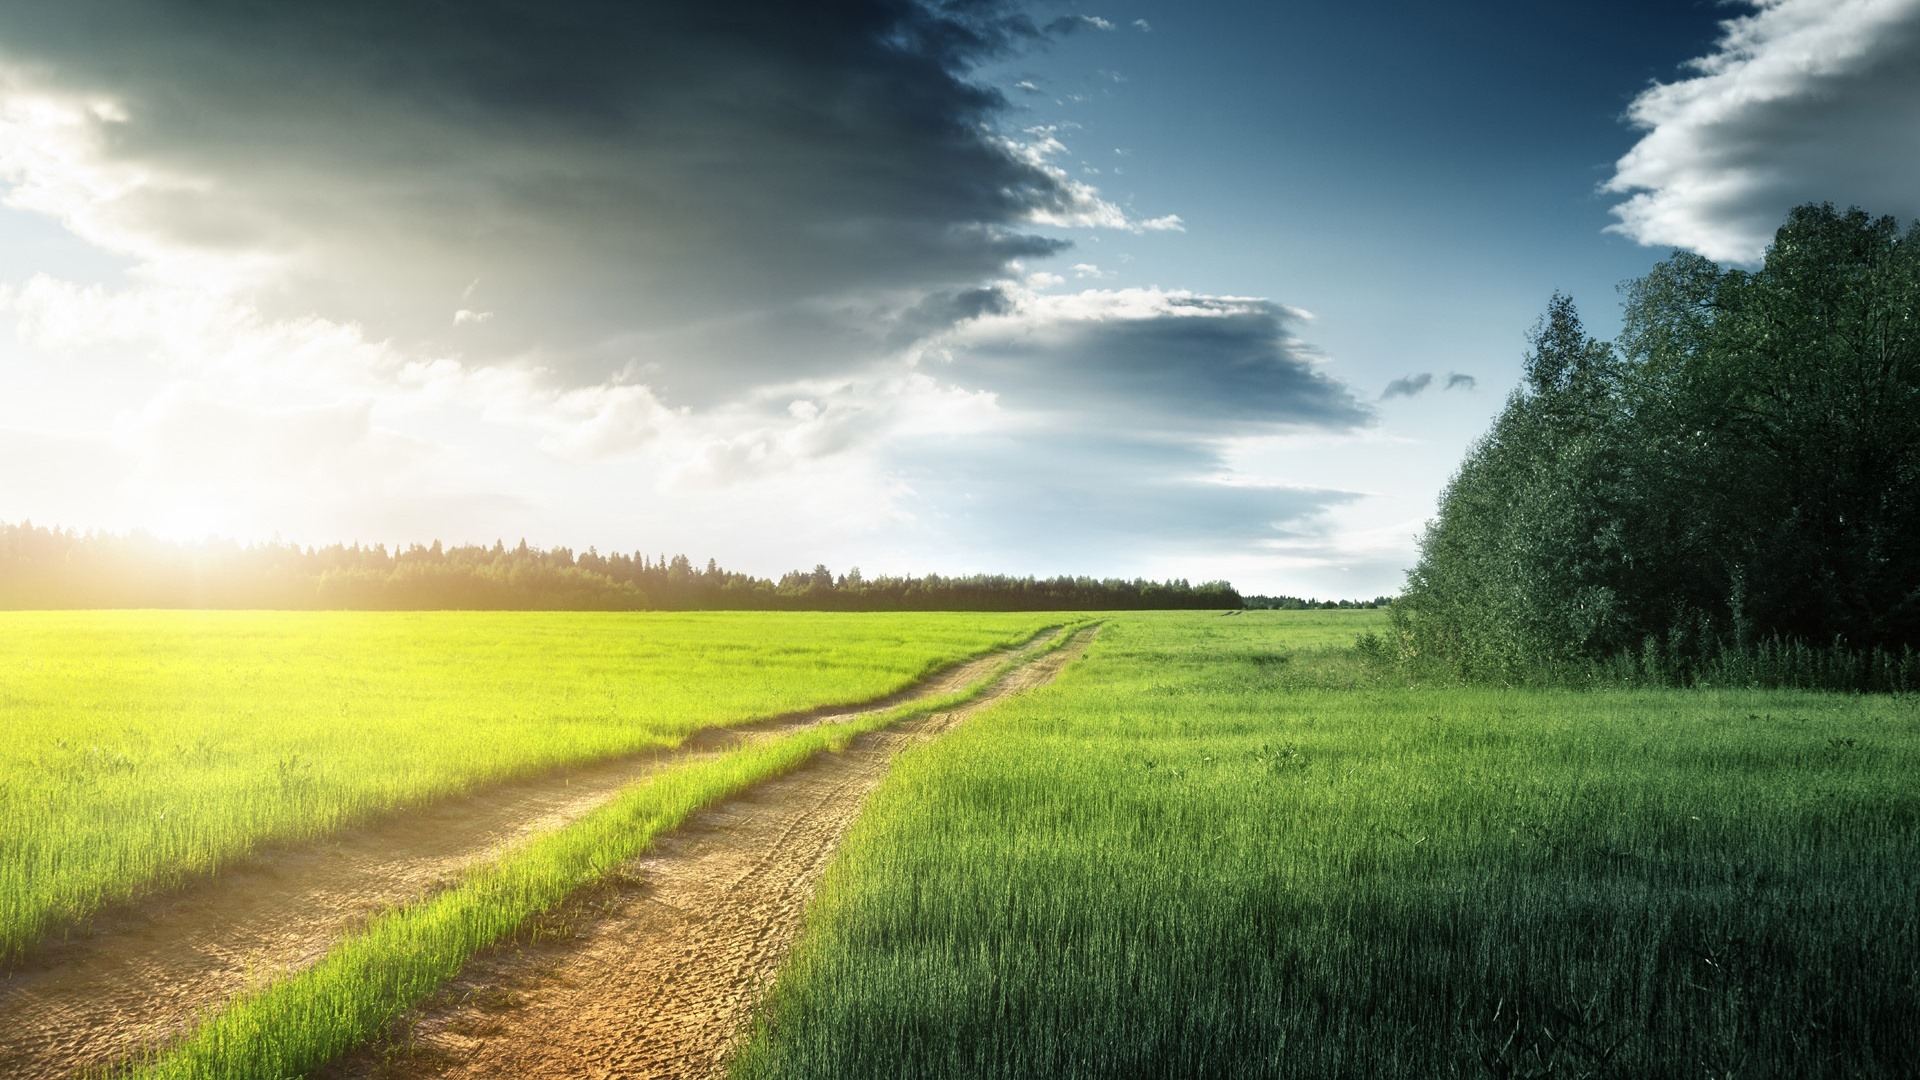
[1,0,1917,597]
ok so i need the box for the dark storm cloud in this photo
[1445,372,1476,391]
[0,0,1095,388]
[886,285,1018,349]
[891,431,1358,559]
[944,293,1373,434]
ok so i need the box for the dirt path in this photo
[323,625,1096,1080]
[0,628,1069,1080]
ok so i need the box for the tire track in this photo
[0,628,1067,1080]
[324,625,1096,1080]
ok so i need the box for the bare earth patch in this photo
[0,629,1067,1080]
[323,626,1095,1080]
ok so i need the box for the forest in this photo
[1398,204,1920,689]
[0,521,1241,611]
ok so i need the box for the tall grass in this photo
[1373,612,1920,693]
[736,611,1920,1079]
[125,621,1095,1080]
[1611,634,1920,693]
[0,610,1056,963]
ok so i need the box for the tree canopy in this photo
[1399,204,1920,685]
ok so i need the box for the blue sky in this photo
[0,1,1914,596]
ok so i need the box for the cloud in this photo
[888,431,1359,563]
[1380,373,1434,400]
[0,0,1169,393]
[1003,128,1186,232]
[1133,19,1153,32]
[1605,0,1920,263]
[0,2,1390,581]
[129,389,419,493]
[0,271,405,400]
[101,385,521,542]
[931,287,1373,434]
[1380,371,1472,399]
[0,426,133,528]
[883,285,1019,351]
[872,286,1373,563]
[1046,15,1116,34]
[3,268,1377,574]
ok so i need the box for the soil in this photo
[321,625,1096,1080]
[0,627,1073,1080]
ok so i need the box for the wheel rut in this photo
[0,628,1069,1080]
[322,625,1097,1080]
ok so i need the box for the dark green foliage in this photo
[1242,594,1394,610]
[1400,205,1920,686]
[0,522,1240,611]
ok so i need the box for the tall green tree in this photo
[1402,294,1634,676]
[1402,204,1920,680]
[1696,206,1920,648]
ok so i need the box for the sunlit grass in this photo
[0,609,1057,963]
[736,610,1920,1079]
[126,621,1096,1080]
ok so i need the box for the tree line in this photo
[1396,204,1920,690]
[1242,595,1393,611]
[0,522,1242,611]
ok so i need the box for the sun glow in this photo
[138,500,255,546]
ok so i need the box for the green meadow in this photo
[737,611,1920,1079]
[9,607,1915,1078]
[129,621,1097,1080]
[0,609,1055,963]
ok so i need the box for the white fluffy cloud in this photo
[1607,0,1920,263]
[1003,129,1185,233]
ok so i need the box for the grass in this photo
[124,620,1097,1080]
[734,610,1920,1079]
[0,609,1058,963]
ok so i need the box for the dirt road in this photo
[324,625,1095,1080]
[0,627,1071,1080]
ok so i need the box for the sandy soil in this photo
[321,626,1095,1080]
[0,628,1068,1080]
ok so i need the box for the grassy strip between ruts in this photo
[119,620,1096,1080]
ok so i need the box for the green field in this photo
[0,610,1056,963]
[130,622,1097,1080]
[736,610,1920,1078]
[11,608,1916,1078]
